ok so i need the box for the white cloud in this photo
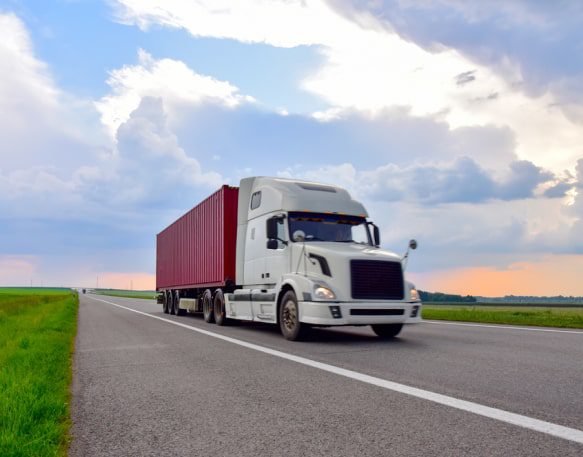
[2,6,581,293]
[302,26,582,173]
[0,13,108,176]
[111,0,349,48]
[277,158,581,273]
[279,157,561,205]
[0,13,58,115]
[114,96,223,204]
[0,26,230,217]
[96,49,253,136]
[111,0,583,173]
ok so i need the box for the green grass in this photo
[93,289,157,300]
[422,304,583,329]
[0,288,78,456]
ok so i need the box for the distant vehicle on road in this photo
[156,177,421,340]
[82,289,86,294]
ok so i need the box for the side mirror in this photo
[373,225,381,247]
[409,239,418,250]
[266,239,278,250]
[266,217,278,240]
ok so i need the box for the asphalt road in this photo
[70,294,583,456]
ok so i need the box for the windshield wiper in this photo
[336,240,370,245]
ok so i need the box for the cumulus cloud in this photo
[0,13,59,123]
[559,159,583,253]
[111,0,583,173]
[329,1,583,119]
[114,96,223,206]
[280,157,562,205]
[278,157,582,275]
[1,97,224,218]
[96,49,253,136]
[543,182,572,199]
[0,17,232,286]
[2,6,582,293]
[111,0,345,48]
[0,13,106,174]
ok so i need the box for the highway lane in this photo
[70,295,583,456]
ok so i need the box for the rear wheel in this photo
[169,290,177,315]
[279,290,309,341]
[371,324,403,339]
[175,291,185,316]
[163,291,170,314]
[202,289,214,323]
[213,289,227,326]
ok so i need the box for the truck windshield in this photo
[288,212,371,245]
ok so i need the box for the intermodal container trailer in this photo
[156,177,422,340]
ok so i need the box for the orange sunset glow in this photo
[411,255,583,297]
[96,272,156,291]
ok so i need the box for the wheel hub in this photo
[282,300,297,331]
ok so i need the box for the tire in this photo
[279,290,309,341]
[371,323,403,339]
[175,291,185,316]
[163,291,170,314]
[169,290,177,315]
[213,289,227,326]
[202,289,214,323]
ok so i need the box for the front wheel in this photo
[279,290,309,341]
[371,324,403,339]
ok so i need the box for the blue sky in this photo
[1,0,583,295]
[7,0,325,110]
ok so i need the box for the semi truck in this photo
[156,176,421,340]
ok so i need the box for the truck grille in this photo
[350,260,404,300]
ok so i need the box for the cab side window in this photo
[250,191,262,210]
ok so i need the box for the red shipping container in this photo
[156,185,239,290]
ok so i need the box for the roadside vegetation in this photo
[422,304,583,329]
[0,288,78,456]
[92,288,157,300]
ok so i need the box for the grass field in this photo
[0,288,78,456]
[422,304,583,329]
[87,287,583,328]
[93,289,157,300]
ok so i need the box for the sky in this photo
[1,0,582,296]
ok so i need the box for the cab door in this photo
[264,217,289,286]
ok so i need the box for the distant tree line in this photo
[418,291,583,304]
[476,295,583,303]
[418,290,477,303]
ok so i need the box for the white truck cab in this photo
[226,177,421,340]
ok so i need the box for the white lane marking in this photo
[424,320,583,334]
[87,296,583,445]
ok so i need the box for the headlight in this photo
[409,288,420,301]
[313,285,336,300]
